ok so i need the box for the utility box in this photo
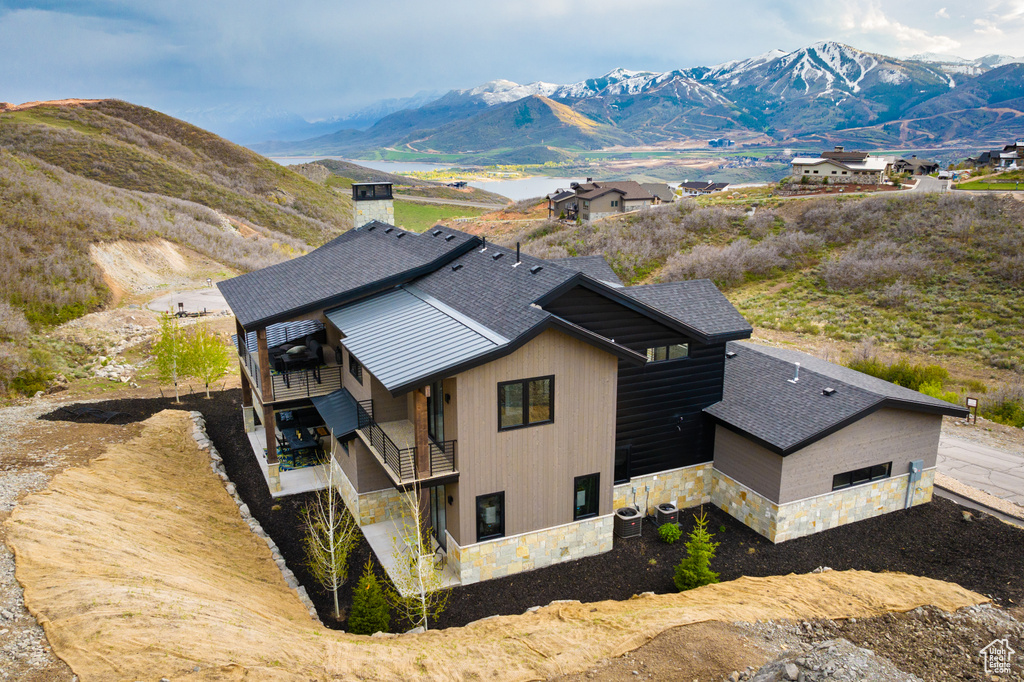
[614,507,642,539]
[655,502,679,527]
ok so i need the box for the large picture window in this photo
[832,462,892,491]
[573,473,599,520]
[498,375,553,430]
[476,492,504,541]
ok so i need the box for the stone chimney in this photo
[352,182,394,227]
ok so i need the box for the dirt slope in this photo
[4,410,986,682]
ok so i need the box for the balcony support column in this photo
[257,327,273,403]
[413,387,430,539]
[241,370,255,432]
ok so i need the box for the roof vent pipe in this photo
[480,236,487,253]
[516,242,520,264]
[787,362,800,384]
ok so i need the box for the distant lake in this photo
[267,157,453,174]
[468,176,585,201]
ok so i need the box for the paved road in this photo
[394,194,507,210]
[910,176,949,193]
[937,436,1024,506]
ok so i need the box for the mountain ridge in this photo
[249,42,1024,158]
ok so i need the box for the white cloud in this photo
[936,7,950,19]
[974,18,1003,36]
[853,2,961,52]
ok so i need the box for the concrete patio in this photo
[246,426,329,498]
[362,517,461,597]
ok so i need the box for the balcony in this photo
[354,400,457,488]
[234,319,343,403]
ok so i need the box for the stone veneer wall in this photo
[612,463,712,513]
[446,515,613,585]
[355,199,394,227]
[330,459,405,526]
[710,468,935,543]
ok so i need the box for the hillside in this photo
[251,42,1024,158]
[490,193,1024,388]
[0,99,352,396]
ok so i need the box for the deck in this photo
[246,426,329,498]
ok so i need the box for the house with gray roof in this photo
[216,194,966,586]
[573,180,656,222]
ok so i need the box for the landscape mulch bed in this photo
[43,390,1024,633]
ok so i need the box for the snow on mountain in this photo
[459,79,559,105]
[701,48,788,81]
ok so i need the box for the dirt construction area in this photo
[3,408,1009,681]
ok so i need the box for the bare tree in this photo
[300,447,358,620]
[386,481,451,631]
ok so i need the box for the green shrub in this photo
[846,357,949,391]
[673,509,720,592]
[918,380,961,405]
[979,384,1024,428]
[347,559,391,635]
[658,523,682,544]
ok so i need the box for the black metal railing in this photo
[270,364,342,402]
[355,400,416,481]
[429,439,456,476]
[239,346,262,393]
[354,400,457,483]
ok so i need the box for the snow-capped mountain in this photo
[249,42,1024,157]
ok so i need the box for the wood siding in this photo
[543,285,723,477]
[778,408,941,504]
[712,425,784,502]
[333,434,394,493]
[452,328,618,542]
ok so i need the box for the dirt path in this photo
[5,410,986,682]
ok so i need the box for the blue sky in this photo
[2,0,1022,124]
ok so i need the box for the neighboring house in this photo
[546,189,576,219]
[791,146,893,183]
[893,156,939,175]
[997,140,1024,168]
[679,181,730,196]
[573,181,655,222]
[216,194,966,586]
[640,183,676,204]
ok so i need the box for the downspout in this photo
[905,459,924,509]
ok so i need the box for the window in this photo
[348,351,363,384]
[832,170,837,175]
[645,343,689,362]
[832,462,891,491]
[611,199,619,207]
[804,170,810,174]
[813,170,819,174]
[498,375,553,430]
[573,473,599,520]
[476,492,504,541]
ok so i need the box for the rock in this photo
[729,672,741,682]
[33,391,44,399]
[962,511,974,522]
[783,662,800,680]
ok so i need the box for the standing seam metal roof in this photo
[325,286,506,392]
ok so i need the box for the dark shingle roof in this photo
[640,183,675,202]
[704,341,969,455]
[547,190,575,202]
[575,181,653,201]
[549,256,624,286]
[623,281,752,342]
[217,222,479,328]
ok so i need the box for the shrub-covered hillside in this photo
[498,193,1024,373]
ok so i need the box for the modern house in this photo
[572,180,656,222]
[893,156,940,175]
[679,181,730,197]
[217,185,966,586]
[791,146,893,183]
[546,189,576,220]
[997,140,1023,168]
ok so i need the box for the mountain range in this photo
[249,42,1024,160]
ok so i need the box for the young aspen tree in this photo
[153,313,189,403]
[386,482,450,631]
[300,442,358,620]
[188,321,232,398]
